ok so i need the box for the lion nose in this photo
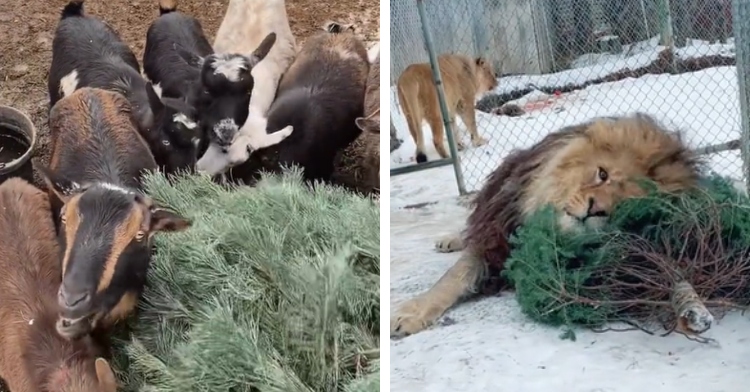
[587,197,607,217]
[58,287,91,311]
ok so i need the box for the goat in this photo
[142,0,213,172]
[50,0,195,175]
[143,0,214,100]
[330,43,380,195]
[49,0,157,136]
[33,87,191,341]
[213,0,296,116]
[149,92,203,173]
[357,47,380,133]
[179,33,295,176]
[0,178,118,392]
[195,0,297,176]
[261,30,370,181]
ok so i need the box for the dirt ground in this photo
[0,0,379,186]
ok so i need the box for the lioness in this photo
[397,54,498,163]
[391,113,703,337]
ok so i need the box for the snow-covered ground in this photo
[390,39,750,391]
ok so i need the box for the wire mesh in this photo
[390,0,744,194]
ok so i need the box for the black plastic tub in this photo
[0,106,36,186]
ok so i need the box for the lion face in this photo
[556,163,652,231]
[474,57,498,98]
[521,116,700,232]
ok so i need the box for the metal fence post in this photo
[658,0,675,48]
[415,0,468,195]
[734,0,750,192]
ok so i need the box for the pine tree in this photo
[112,169,380,392]
[504,174,750,338]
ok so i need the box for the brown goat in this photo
[34,87,191,341]
[356,51,380,133]
[0,178,118,392]
[330,47,380,195]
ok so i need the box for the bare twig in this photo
[539,197,750,337]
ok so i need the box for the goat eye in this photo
[597,167,609,182]
[135,231,146,242]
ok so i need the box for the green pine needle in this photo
[504,174,750,334]
[111,168,379,392]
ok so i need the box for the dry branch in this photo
[507,178,750,339]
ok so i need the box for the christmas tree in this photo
[504,175,750,340]
[112,168,379,391]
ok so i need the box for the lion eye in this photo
[597,167,609,182]
[135,231,146,242]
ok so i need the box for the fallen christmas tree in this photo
[110,168,380,391]
[504,174,750,340]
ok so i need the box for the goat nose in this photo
[58,288,90,310]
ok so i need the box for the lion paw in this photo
[456,140,466,151]
[471,136,488,147]
[391,298,441,338]
[435,234,464,253]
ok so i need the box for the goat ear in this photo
[323,20,341,33]
[95,358,118,392]
[173,42,204,68]
[33,160,81,202]
[149,207,191,232]
[146,82,165,114]
[355,109,380,133]
[251,32,277,63]
[355,117,379,134]
[323,20,354,34]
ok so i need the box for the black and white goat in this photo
[194,0,298,176]
[144,0,294,176]
[49,0,197,174]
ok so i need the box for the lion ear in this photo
[475,57,484,66]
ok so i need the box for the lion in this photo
[391,113,704,337]
[397,54,499,163]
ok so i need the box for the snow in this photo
[390,66,742,202]
[390,39,749,391]
[488,37,734,96]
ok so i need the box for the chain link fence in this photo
[390,0,747,196]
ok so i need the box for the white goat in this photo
[212,0,296,155]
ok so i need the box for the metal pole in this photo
[416,0,468,195]
[657,0,676,71]
[540,0,559,72]
[658,0,675,48]
[639,0,651,39]
[734,0,750,192]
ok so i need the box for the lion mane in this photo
[397,54,498,162]
[464,113,704,293]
